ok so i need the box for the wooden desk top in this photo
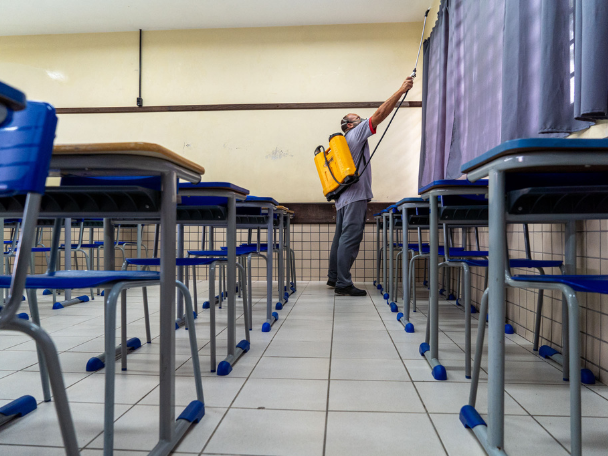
[53,142,205,176]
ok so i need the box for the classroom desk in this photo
[461,138,608,456]
[51,142,204,455]
[177,182,250,371]
[418,179,488,381]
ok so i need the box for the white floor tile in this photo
[535,416,608,455]
[329,380,424,412]
[505,383,608,417]
[496,415,569,455]
[430,414,487,456]
[330,358,410,381]
[233,378,328,410]
[416,381,527,415]
[264,340,331,358]
[140,375,245,408]
[87,404,226,453]
[0,371,89,401]
[325,411,445,456]
[204,408,325,456]
[251,356,329,380]
[0,401,130,448]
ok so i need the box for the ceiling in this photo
[0,0,431,36]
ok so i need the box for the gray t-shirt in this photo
[335,118,376,210]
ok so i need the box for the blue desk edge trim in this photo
[245,196,279,206]
[179,182,250,195]
[418,179,489,195]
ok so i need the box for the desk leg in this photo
[398,209,414,333]
[286,215,292,294]
[562,221,576,379]
[382,214,388,296]
[159,171,177,444]
[176,224,185,328]
[277,212,285,310]
[389,211,394,304]
[459,170,507,455]
[262,207,278,332]
[375,218,381,289]
[217,194,250,375]
[488,169,506,449]
[65,218,72,301]
[420,194,446,380]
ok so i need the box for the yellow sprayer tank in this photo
[314,133,359,201]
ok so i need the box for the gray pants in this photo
[328,200,367,288]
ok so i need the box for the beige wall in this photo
[0,23,425,201]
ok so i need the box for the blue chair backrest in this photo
[0,100,57,197]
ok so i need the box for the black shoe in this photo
[335,285,367,296]
[327,280,336,288]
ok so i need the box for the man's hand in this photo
[371,77,416,130]
[399,77,414,94]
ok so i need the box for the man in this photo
[328,76,414,296]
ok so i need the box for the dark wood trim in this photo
[56,101,421,114]
[288,202,394,224]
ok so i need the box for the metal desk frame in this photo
[463,148,608,456]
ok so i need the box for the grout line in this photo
[368,283,449,455]
[198,281,311,456]
[321,283,336,456]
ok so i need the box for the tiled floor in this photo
[0,281,607,455]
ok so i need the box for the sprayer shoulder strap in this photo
[354,145,367,176]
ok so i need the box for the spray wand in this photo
[355,7,431,176]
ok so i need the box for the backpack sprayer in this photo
[314,7,431,202]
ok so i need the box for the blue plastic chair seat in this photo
[60,243,101,249]
[450,250,489,257]
[93,241,131,246]
[0,270,160,289]
[450,259,562,269]
[510,274,608,294]
[188,246,255,256]
[126,258,222,267]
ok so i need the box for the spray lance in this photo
[314,7,431,202]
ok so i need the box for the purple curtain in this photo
[418,0,600,189]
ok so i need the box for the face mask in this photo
[343,117,366,132]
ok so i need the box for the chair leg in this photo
[469,288,489,407]
[236,263,250,343]
[175,281,204,403]
[533,291,544,351]
[4,318,79,455]
[192,265,198,315]
[103,285,120,454]
[563,288,582,456]
[26,289,51,402]
[218,265,223,309]
[82,249,94,299]
[247,254,253,331]
[142,287,151,344]
[463,264,471,379]
[121,289,127,371]
[209,263,217,372]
